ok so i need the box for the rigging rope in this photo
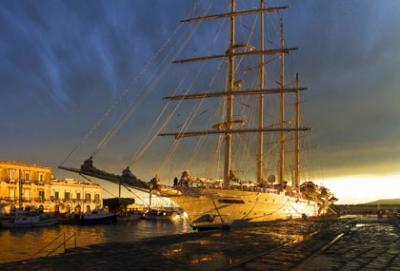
[186,98,223,169]
[185,54,227,169]
[217,12,259,178]
[212,13,260,179]
[129,79,192,165]
[59,1,203,166]
[125,11,225,175]
[128,79,184,165]
[157,60,224,174]
[157,80,208,173]
[121,184,149,208]
[91,2,214,157]
[126,3,217,167]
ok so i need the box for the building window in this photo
[55,191,59,200]
[64,192,70,201]
[38,190,45,202]
[85,193,91,202]
[8,169,16,182]
[23,189,30,201]
[9,188,16,200]
[94,194,100,203]
[25,172,30,182]
[76,193,81,201]
[39,173,44,183]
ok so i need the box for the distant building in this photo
[0,160,102,213]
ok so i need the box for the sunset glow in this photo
[319,174,400,204]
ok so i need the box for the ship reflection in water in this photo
[0,219,192,263]
[159,222,317,271]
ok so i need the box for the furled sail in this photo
[59,157,150,192]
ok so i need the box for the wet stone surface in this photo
[1,216,399,271]
[297,217,400,271]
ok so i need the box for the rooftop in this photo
[52,178,100,187]
[0,160,51,170]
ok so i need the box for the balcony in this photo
[0,196,16,202]
[33,180,45,186]
[0,178,48,185]
[1,178,16,184]
[0,197,32,202]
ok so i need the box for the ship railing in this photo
[31,232,77,259]
[177,183,281,194]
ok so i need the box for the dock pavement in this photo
[1,216,399,271]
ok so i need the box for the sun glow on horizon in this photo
[317,174,400,204]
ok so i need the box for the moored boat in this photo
[143,209,180,221]
[1,210,58,229]
[117,211,142,222]
[78,209,117,225]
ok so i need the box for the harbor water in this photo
[0,219,192,263]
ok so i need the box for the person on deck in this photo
[122,167,136,180]
[149,174,160,190]
[173,177,178,187]
[81,156,94,171]
[229,170,238,183]
[179,170,191,187]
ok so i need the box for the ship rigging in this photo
[59,0,337,229]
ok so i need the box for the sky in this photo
[1,0,399,204]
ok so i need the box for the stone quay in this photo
[1,216,399,271]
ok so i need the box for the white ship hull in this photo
[165,188,324,229]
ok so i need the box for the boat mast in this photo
[279,17,286,190]
[294,73,301,193]
[257,0,265,184]
[18,169,23,209]
[149,190,152,208]
[224,0,236,188]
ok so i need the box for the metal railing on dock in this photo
[31,232,77,258]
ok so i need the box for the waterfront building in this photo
[0,160,102,213]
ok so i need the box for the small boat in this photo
[193,222,231,231]
[78,209,117,225]
[57,212,78,224]
[117,212,142,222]
[1,211,58,229]
[143,209,180,221]
[0,171,58,229]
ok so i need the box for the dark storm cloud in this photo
[250,0,400,176]
[0,0,399,180]
[0,0,188,168]
[0,0,191,111]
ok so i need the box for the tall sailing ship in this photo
[60,1,337,229]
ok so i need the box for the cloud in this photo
[0,0,399,184]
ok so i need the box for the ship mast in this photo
[279,17,286,190]
[294,73,301,193]
[224,0,236,188]
[257,0,265,184]
[159,2,310,188]
[58,1,315,199]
